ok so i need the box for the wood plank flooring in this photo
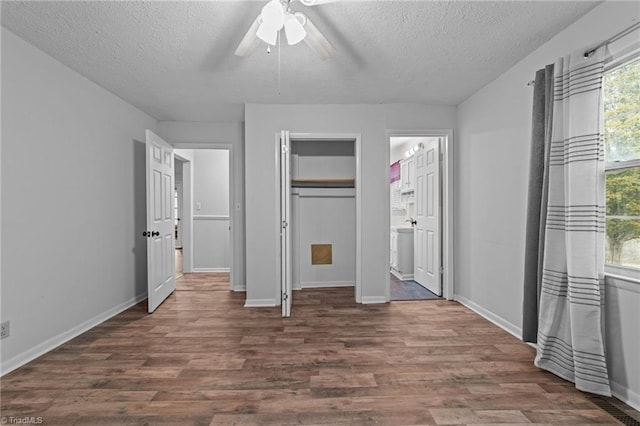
[0,273,632,425]
[175,248,183,278]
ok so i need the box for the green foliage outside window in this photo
[604,59,640,268]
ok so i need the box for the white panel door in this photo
[280,131,292,317]
[413,139,441,296]
[146,130,176,313]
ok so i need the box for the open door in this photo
[280,130,292,317]
[145,130,176,313]
[414,138,441,296]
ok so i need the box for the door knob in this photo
[142,231,149,237]
[152,231,160,237]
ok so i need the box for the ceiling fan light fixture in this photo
[284,12,307,45]
[256,21,279,46]
[260,0,285,31]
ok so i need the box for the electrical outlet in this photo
[0,321,9,339]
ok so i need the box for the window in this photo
[604,58,640,274]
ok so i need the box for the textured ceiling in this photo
[1,0,600,122]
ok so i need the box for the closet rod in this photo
[584,21,640,58]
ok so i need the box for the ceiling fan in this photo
[234,0,337,60]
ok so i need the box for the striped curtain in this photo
[535,46,611,396]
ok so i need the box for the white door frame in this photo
[386,129,454,300]
[174,159,184,249]
[275,132,363,304]
[172,143,236,291]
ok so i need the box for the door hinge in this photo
[281,145,288,153]
[282,220,288,229]
[440,266,445,274]
[282,293,289,301]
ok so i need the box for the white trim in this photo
[233,285,246,292]
[605,158,640,172]
[605,264,640,285]
[192,267,230,273]
[454,294,522,340]
[0,293,147,376]
[181,160,193,273]
[193,215,230,221]
[606,274,640,292]
[361,296,387,304]
[611,379,640,412]
[244,298,278,308]
[301,281,355,288]
[390,269,414,281]
[275,133,282,306]
[386,129,455,301]
[604,38,639,72]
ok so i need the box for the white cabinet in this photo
[390,231,399,270]
[400,157,415,193]
[390,227,414,280]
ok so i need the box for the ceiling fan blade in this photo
[302,15,335,60]
[234,16,261,57]
[300,0,340,6]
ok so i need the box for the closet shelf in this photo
[291,178,355,188]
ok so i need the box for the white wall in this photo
[1,28,157,374]
[296,192,356,288]
[192,150,230,271]
[244,104,456,305]
[456,2,640,409]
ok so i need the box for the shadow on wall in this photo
[134,139,148,298]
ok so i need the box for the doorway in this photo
[173,145,235,291]
[278,132,362,317]
[387,130,454,301]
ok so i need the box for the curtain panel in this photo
[534,46,611,396]
[522,64,554,343]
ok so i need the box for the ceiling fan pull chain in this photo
[278,29,282,95]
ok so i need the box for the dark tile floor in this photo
[390,273,441,301]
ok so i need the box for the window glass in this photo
[604,59,640,162]
[605,168,640,268]
[604,59,640,270]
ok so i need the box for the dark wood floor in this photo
[0,273,632,425]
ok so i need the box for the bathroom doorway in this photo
[387,130,454,301]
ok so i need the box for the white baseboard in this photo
[243,298,277,307]
[454,294,522,340]
[192,267,230,273]
[361,296,388,304]
[232,285,246,292]
[302,281,355,288]
[453,297,640,411]
[390,269,414,281]
[611,379,640,412]
[0,293,147,376]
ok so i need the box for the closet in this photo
[279,132,357,317]
[291,139,356,289]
